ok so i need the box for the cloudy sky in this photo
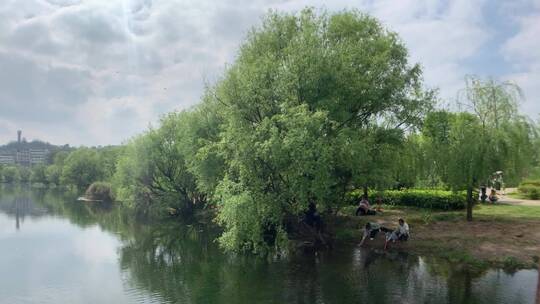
[0,0,539,146]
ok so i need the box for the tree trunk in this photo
[363,185,368,199]
[466,186,473,222]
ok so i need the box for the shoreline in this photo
[326,204,540,271]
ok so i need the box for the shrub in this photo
[1,166,20,183]
[518,180,540,200]
[520,179,540,187]
[349,189,471,210]
[530,189,540,200]
[85,182,115,202]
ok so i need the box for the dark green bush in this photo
[530,189,540,200]
[85,182,115,202]
[349,189,471,210]
[518,182,540,200]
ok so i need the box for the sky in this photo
[0,0,539,146]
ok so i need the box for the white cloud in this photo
[73,226,119,263]
[501,6,540,117]
[0,0,537,146]
[367,0,489,102]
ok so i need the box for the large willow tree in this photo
[206,9,434,252]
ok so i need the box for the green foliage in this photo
[413,77,538,220]
[61,148,105,189]
[445,113,485,191]
[462,76,537,186]
[52,150,69,166]
[519,179,540,187]
[501,256,521,272]
[85,182,115,202]
[528,167,540,180]
[527,188,539,200]
[420,110,455,187]
[18,166,31,183]
[30,165,48,185]
[113,134,156,208]
[215,177,287,253]
[113,112,208,214]
[205,8,432,252]
[385,190,470,210]
[2,166,20,183]
[419,111,486,196]
[2,9,535,257]
[419,108,494,220]
[46,165,62,186]
[517,180,540,200]
[97,146,123,181]
[392,135,428,188]
[349,189,468,210]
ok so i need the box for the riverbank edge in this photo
[192,205,540,272]
[324,213,540,272]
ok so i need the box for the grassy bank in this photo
[329,204,540,271]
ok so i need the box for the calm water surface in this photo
[0,187,538,304]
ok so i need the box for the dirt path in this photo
[498,188,540,206]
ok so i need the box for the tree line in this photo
[0,146,122,190]
[1,9,538,253]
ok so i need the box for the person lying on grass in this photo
[360,222,392,246]
[356,195,377,216]
[384,218,410,250]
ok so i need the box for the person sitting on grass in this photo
[488,189,498,203]
[355,195,376,216]
[360,222,392,246]
[384,218,410,250]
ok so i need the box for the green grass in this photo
[474,204,540,220]
[339,202,540,223]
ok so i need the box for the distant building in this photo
[15,149,30,166]
[0,131,50,167]
[0,153,15,165]
[29,149,49,165]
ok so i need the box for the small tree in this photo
[421,111,454,187]
[61,148,104,189]
[19,166,31,183]
[2,166,20,183]
[461,76,537,186]
[420,111,485,221]
[446,113,485,221]
[113,112,207,214]
[46,165,62,186]
[31,165,48,184]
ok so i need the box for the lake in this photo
[0,186,538,304]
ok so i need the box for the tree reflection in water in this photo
[0,186,537,304]
[537,263,539,304]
